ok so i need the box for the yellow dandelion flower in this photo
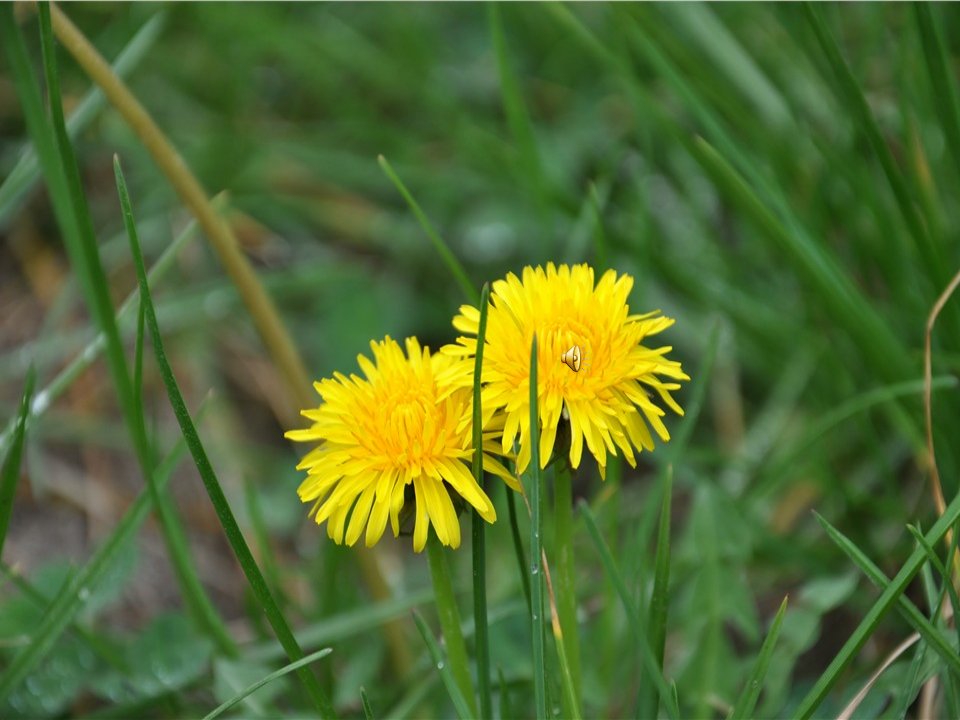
[285,336,517,552]
[444,263,689,478]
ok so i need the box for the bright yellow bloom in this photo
[286,336,516,552]
[444,263,689,478]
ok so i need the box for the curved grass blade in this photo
[202,648,332,720]
[813,512,960,678]
[580,500,680,720]
[729,596,788,720]
[412,610,473,720]
[528,333,547,719]
[377,155,477,304]
[115,155,335,719]
[471,282,492,719]
[795,506,960,718]
[0,368,34,559]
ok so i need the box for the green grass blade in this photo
[471,282,492,720]
[905,524,960,657]
[507,486,532,615]
[377,154,477,304]
[0,368,35,559]
[115,156,336,719]
[488,3,545,204]
[425,532,477,717]
[0,218,197,457]
[914,4,960,182]
[0,416,192,701]
[202,648,332,720]
[360,686,375,720]
[812,511,960,678]
[729,596,788,720]
[795,505,960,718]
[553,461,582,715]
[639,466,673,720]
[528,333,547,719]
[246,589,434,663]
[802,3,937,275]
[411,610,474,720]
[0,11,165,229]
[580,500,679,720]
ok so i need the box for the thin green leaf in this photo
[360,686,375,720]
[796,506,960,718]
[528,333,547,720]
[411,610,474,720]
[553,461,582,716]
[115,155,335,719]
[802,3,938,278]
[0,12,166,229]
[425,532,477,717]
[914,4,960,183]
[906,524,960,657]
[639,466,673,720]
[0,368,34,560]
[377,154,477,304]
[580,500,680,720]
[202,648,332,720]
[729,596,788,720]
[471,281,492,720]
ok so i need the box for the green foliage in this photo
[3,2,960,718]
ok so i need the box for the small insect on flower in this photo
[285,336,517,552]
[443,263,689,479]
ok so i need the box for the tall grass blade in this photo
[0,369,34,559]
[115,155,336,719]
[377,155,477,304]
[813,511,960,676]
[425,532,477,717]
[412,610,473,720]
[0,12,165,229]
[471,282,493,720]
[914,4,960,182]
[202,648,332,720]
[729,596,788,720]
[580,500,679,720]
[802,3,938,277]
[638,466,673,720]
[796,504,960,718]
[528,333,547,719]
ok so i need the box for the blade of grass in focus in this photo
[470,282,493,720]
[115,155,336,719]
[528,334,547,720]
[729,596,788,720]
[0,369,35,560]
[412,610,473,720]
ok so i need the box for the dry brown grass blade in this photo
[925,265,960,530]
[837,632,920,720]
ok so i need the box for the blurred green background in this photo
[2,2,960,717]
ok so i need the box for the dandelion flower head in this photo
[444,263,689,478]
[286,336,515,552]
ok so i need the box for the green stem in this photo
[470,283,492,720]
[554,461,581,711]
[426,532,478,717]
[507,487,532,615]
[528,334,546,719]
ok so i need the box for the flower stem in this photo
[426,532,478,717]
[554,461,582,711]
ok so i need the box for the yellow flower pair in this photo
[286,263,689,552]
